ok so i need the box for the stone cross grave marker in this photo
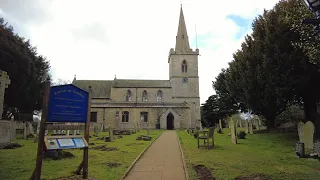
[0,70,11,119]
[230,118,237,144]
[303,121,315,153]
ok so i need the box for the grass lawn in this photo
[178,128,320,180]
[0,130,162,180]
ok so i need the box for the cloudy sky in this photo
[0,0,280,104]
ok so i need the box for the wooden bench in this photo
[197,127,215,149]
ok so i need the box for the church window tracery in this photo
[122,111,129,122]
[126,90,132,101]
[182,60,187,73]
[142,90,148,101]
[157,90,163,102]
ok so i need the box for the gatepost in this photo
[30,79,92,180]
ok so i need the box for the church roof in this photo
[112,79,171,88]
[73,80,113,98]
[73,79,171,98]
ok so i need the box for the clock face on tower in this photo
[182,77,188,83]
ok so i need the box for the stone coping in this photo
[120,131,164,180]
[177,131,189,180]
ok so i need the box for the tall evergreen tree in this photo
[0,17,51,118]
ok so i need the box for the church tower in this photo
[168,6,201,128]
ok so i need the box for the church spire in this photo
[175,6,191,53]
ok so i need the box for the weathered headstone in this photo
[255,118,260,130]
[37,122,40,135]
[303,121,315,153]
[230,118,237,144]
[312,142,320,156]
[147,122,150,135]
[249,121,253,134]
[109,128,114,142]
[0,70,11,119]
[0,120,15,143]
[245,120,249,133]
[28,122,34,135]
[219,119,223,130]
[297,121,304,142]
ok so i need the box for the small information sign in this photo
[45,136,88,150]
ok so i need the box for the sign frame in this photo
[30,81,92,180]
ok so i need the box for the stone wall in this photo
[0,120,16,144]
[110,87,172,103]
[90,107,190,130]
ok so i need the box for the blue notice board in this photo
[47,84,89,123]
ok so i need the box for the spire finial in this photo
[72,74,76,84]
[114,74,117,80]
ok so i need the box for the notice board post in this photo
[83,86,91,179]
[31,83,91,180]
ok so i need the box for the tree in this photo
[213,0,320,130]
[201,70,239,127]
[52,79,71,86]
[276,0,320,135]
[0,17,50,119]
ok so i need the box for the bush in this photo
[237,131,246,139]
[193,132,198,138]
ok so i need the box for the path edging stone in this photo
[177,130,189,180]
[120,131,164,180]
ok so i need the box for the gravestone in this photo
[109,128,114,142]
[230,118,237,144]
[255,118,260,130]
[0,70,11,119]
[0,70,15,143]
[28,122,34,135]
[0,120,15,143]
[219,119,223,130]
[249,121,253,134]
[313,142,320,156]
[297,122,304,142]
[245,120,249,133]
[303,121,315,153]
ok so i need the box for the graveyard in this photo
[0,129,162,180]
[178,127,320,180]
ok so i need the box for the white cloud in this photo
[0,0,280,103]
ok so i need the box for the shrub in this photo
[237,131,246,139]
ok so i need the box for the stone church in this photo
[73,7,201,130]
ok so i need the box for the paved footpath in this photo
[124,131,186,180]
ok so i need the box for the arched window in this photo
[182,60,187,73]
[122,111,129,122]
[140,112,148,122]
[157,90,163,102]
[142,90,148,101]
[126,90,132,101]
